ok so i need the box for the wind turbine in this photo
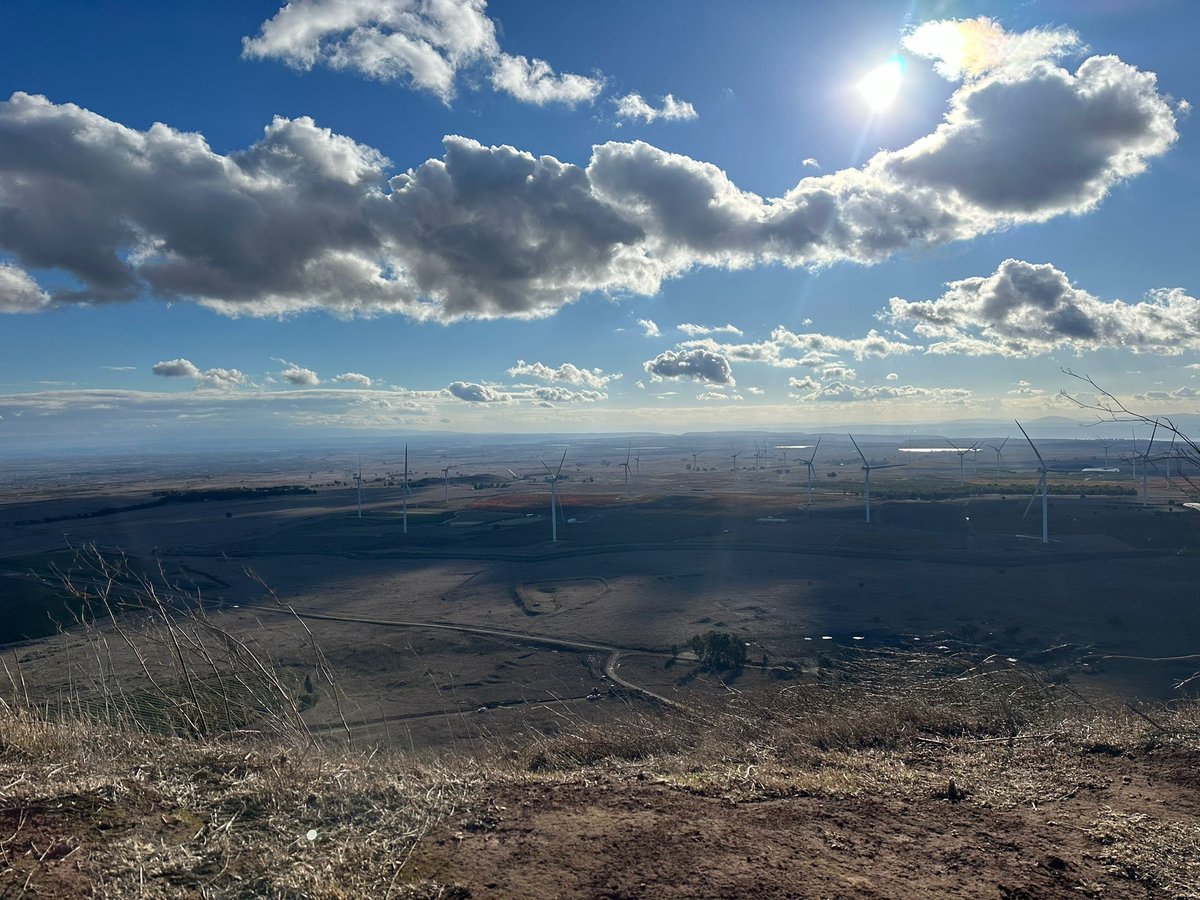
[799,436,822,509]
[1016,420,1071,543]
[355,454,364,519]
[946,438,980,486]
[634,446,640,476]
[985,437,1009,478]
[401,444,414,534]
[689,448,707,470]
[1132,421,1160,507]
[620,443,632,487]
[440,463,455,503]
[541,450,568,543]
[848,434,904,523]
[730,449,744,475]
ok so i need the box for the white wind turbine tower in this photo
[541,450,568,543]
[730,448,744,476]
[1016,421,1071,543]
[401,444,414,534]
[1132,421,1160,507]
[849,434,904,523]
[985,437,1009,478]
[440,463,455,503]
[689,448,707,470]
[355,454,364,519]
[634,446,641,476]
[946,438,980,485]
[620,443,632,487]
[799,437,822,509]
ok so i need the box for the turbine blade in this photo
[1015,420,1045,467]
[556,448,567,478]
[848,433,867,465]
[1023,481,1041,518]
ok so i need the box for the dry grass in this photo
[3,546,1199,896]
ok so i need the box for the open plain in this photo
[4,434,1199,750]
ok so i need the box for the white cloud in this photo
[792,381,972,403]
[242,0,600,107]
[506,359,621,389]
[527,385,605,403]
[195,368,249,391]
[637,318,662,337]
[903,17,1083,82]
[100,365,136,372]
[333,371,373,386]
[0,263,51,313]
[152,358,249,391]
[1133,386,1200,402]
[745,386,765,396]
[676,322,743,337]
[489,53,603,106]
[820,364,857,381]
[644,348,735,386]
[446,380,506,402]
[802,158,820,169]
[280,364,320,386]
[885,259,1200,356]
[614,92,698,123]
[787,376,820,393]
[1,19,1179,321]
[885,372,899,380]
[152,358,201,379]
[696,391,738,401]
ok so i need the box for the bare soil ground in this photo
[411,748,1200,899]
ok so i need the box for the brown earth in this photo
[410,749,1200,899]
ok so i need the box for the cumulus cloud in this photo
[242,0,601,106]
[820,364,857,381]
[0,262,51,312]
[152,358,201,379]
[787,376,821,392]
[152,358,248,391]
[614,92,698,123]
[1133,386,1200,402]
[802,158,820,169]
[793,381,972,403]
[528,385,605,403]
[333,371,373,385]
[446,380,506,402]
[885,259,1200,356]
[196,368,249,391]
[506,359,621,388]
[696,391,740,401]
[903,17,1083,82]
[885,372,899,380]
[637,318,661,337]
[745,386,765,395]
[680,326,913,369]
[280,363,320,386]
[676,322,743,337]
[644,348,735,386]
[490,54,603,106]
[0,19,1179,321]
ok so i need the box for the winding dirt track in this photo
[241,604,683,709]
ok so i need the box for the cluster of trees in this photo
[687,631,748,672]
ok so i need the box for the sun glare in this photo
[858,59,903,111]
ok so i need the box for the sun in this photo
[858,59,904,111]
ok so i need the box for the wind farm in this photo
[5,425,1199,752]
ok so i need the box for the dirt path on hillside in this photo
[408,750,1200,898]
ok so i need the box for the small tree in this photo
[687,631,748,672]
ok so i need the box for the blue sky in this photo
[0,0,1197,443]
